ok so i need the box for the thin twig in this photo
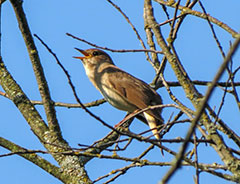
[105,0,156,67]
[198,1,225,58]
[193,133,200,184]
[153,0,238,38]
[66,33,163,54]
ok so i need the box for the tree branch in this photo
[143,0,240,183]
[153,0,238,38]
[0,136,70,182]
[9,0,60,134]
[0,57,92,183]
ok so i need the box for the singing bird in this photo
[74,48,164,139]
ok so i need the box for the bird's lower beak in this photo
[73,48,90,60]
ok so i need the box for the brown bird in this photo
[74,48,164,139]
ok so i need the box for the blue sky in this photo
[1,0,240,183]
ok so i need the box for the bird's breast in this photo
[85,63,137,112]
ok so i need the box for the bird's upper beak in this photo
[73,48,91,60]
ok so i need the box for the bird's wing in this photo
[104,65,163,123]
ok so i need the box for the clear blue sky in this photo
[1,0,240,183]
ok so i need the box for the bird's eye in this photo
[92,51,99,56]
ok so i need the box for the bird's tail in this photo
[143,112,162,140]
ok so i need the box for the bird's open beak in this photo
[73,48,91,60]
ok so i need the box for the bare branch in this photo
[161,31,240,184]
[0,136,69,182]
[153,0,238,38]
[66,33,163,54]
[9,0,60,133]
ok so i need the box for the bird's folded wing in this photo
[105,65,163,123]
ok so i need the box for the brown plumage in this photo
[74,48,164,139]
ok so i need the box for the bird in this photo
[74,48,164,140]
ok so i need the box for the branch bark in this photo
[144,0,240,183]
[0,56,91,184]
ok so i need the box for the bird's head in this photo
[74,48,114,66]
